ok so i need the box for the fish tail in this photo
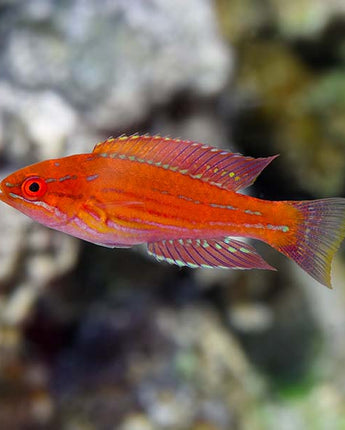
[276,198,345,288]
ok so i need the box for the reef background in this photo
[0,1,345,429]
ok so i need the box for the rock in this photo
[216,0,345,197]
[231,40,345,196]
[51,303,264,430]
[0,82,78,162]
[119,413,155,430]
[1,0,232,132]
[1,283,39,326]
[24,225,80,286]
[0,206,30,284]
[0,210,79,325]
[216,0,345,41]
[216,0,274,43]
[229,302,274,333]
[271,0,345,38]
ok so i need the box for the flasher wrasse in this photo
[0,135,345,288]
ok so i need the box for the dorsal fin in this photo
[93,134,278,191]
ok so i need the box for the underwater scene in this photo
[0,1,345,429]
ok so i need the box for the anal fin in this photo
[147,238,275,270]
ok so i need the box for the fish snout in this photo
[0,179,12,201]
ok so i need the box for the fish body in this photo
[1,135,344,288]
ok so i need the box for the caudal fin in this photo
[277,198,345,288]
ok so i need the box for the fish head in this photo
[0,156,85,228]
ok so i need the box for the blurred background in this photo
[0,1,345,429]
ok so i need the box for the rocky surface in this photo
[0,0,231,133]
[217,0,345,198]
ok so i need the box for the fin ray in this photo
[93,135,277,191]
[147,238,275,270]
[277,198,345,288]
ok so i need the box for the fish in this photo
[0,134,344,288]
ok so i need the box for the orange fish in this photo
[0,135,344,288]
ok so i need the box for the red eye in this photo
[21,177,47,200]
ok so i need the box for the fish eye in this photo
[21,177,47,200]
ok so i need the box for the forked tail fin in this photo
[277,198,345,288]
